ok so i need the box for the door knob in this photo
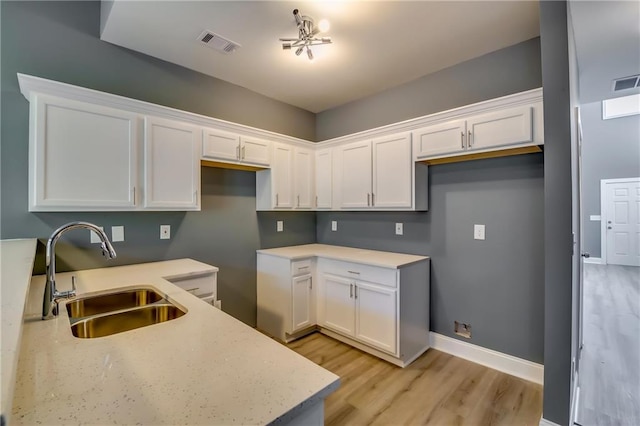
[581,253,590,258]
[608,226,612,229]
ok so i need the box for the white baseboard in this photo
[584,257,603,264]
[429,332,544,385]
[539,417,562,426]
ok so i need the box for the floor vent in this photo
[612,75,640,92]
[197,30,240,54]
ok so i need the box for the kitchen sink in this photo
[70,304,186,338]
[66,287,165,319]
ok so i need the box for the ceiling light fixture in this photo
[279,8,332,61]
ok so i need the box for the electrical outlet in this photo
[331,221,337,231]
[160,225,171,240]
[474,224,485,240]
[454,321,472,339]
[277,221,283,232]
[111,226,124,242]
[395,223,403,235]
[90,226,104,243]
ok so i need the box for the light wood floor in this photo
[287,333,542,425]
[577,264,640,426]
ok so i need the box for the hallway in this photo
[578,263,640,425]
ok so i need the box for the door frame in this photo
[600,177,640,265]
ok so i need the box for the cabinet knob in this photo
[468,130,473,147]
[461,131,465,149]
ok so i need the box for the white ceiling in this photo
[100,1,540,113]
[570,0,640,104]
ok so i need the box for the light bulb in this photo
[307,48,314,61]
[295,46,304,56]
[318,19,330,33]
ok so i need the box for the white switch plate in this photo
[111,226,125,242]
[160,225,171,240]
[331,221,337,231]
[277,221,283,232]
[474,224,485,240]
[395,223,403,235]
[90,226,104,243]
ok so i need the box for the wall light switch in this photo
[111,226,125,242]
[474,224,485,240]
[160,225,171,240]
[90,226,104,243]
[395,223,403,235]
[277,221,283,232]
[331,221,337,231]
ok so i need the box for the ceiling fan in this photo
[280,9,332,61]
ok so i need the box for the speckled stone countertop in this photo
[257,243,429,268]
[11,259,339,425]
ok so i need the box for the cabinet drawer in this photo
[319,259,397,288]
[168,273,216,298]
[291,259,312,276]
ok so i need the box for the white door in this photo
[293,148,314,209]
[144,116,200,210]
[315,149,332,209]
[202,128,240,162]
[412,119,466,158]
[372,133,412,208]
[321,274,355,336]
[272,143,293,208]
[604,179,640,266]
[240,136,271,166]
[31,94,138,211]
[466,105,533,151]
[292,274,313,332]
[355,281,398,354]
[340,141,372,208]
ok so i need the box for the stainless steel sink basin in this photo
[66,287,164,319]
[70,304,186,338]
[65,286,187,339]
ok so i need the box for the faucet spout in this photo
[43,221,117,320]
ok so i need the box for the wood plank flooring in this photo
[287,333,542,425]
[577,264,640,426]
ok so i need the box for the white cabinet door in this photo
[294,148,314,209]
[321,274,355,336]
[292,274,313,332]
[30,94,137,211]
[144,116,200,210]
[355,281,398,355]
[202,128,240,162]
[372,133,412,208]
[340,141,372,208]
[240,136,271,166]
[412,119,466,159]
[315,149,332,209]
[466,105,533,151]
[272,143,293,208]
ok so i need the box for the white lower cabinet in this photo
[321,274,356,336]
[355,281,397,354]
[292,274,313,332]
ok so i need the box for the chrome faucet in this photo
[42,221,117,320]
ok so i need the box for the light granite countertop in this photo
[257,243,429,268]
[9,257,339,425]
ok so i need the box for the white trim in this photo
[429,332,544,385]
[583,257,603,265]
[539,418,562,426]
[602,94,640,120]
[600,177,640,265]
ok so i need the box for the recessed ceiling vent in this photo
[197,30,240,54]
[612,74,640,92]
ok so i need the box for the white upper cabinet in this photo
[466,105,533,151]
[202,127,270,167]
[272,143,294,209]
[293,147,314,209]
[372,133,412,208]
[315,148,333,209]
[29,94,138,211]
[340,141,373,208]
[412,119,466,158]
[143,116,200,210]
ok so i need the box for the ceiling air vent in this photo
[612,75,640,92]
[197,30,240,54]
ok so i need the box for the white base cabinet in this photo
[257,246,430,367]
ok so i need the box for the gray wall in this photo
[540,1,576,424]
[0,1,317,326]
[316,37,541,140]
[315,40,545,363]
[581,101,640,257]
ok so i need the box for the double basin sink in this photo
[65,287,186,338]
